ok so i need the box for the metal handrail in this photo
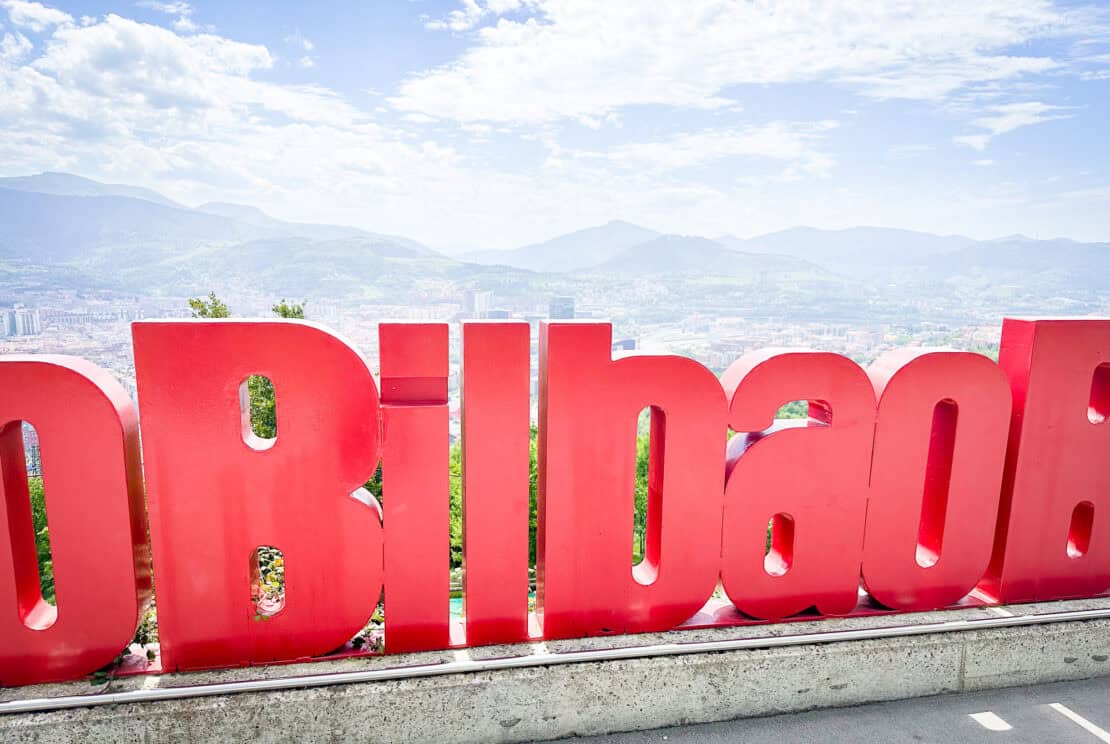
[3,606,1108,716]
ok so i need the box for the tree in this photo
[272,299,305,319]
[187,291,230,318]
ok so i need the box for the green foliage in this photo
[775,400,810,419]
[187,291,230,318]
[28,476,54,605]
[245,374,277,439]
[364,463,383,502]
[528,426,538,565]
[633,432,649,562]
[272,299,306,319]
[448,442,463,567]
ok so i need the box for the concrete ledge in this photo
[3,597,1110,743]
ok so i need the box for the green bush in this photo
[28,476,55,605]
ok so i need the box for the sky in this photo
[0,0,1109,251]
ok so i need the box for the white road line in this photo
[969,711,1013,732]
[1050,703,1110,742]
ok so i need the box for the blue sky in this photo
[1,0,1109,250]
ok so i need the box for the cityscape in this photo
[6,172,1106,441]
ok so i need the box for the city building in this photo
[549,295,575,320]
[1,308,42,337]
[463,290,494,318]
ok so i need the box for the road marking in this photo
[1050,703,1110,742]
[969,712,1013,731]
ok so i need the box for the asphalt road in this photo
[547,676,1110,743]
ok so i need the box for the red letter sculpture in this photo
[0,357,150,685]
[537,322,726,638]
[133,321,382,670]
[863,350,1011,610]
[720,351,875,620]
[461,321,531,645]
[986,318,1110,602]
[379,322,452,652]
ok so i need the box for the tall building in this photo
[549,295,575,320]
[463,290,494,319]
[22,423,41,477]
[1,308,41,337]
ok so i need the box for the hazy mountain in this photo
[719,227,977,278]
[195,202,433,252]
[708,226,1110,294]
[0,187,244,263]
[0,172,183,208]
[3,172,1107,302]
[588,235,827,278]
[921,236,1110,292]
[461,220,660,272]
[0,176,434,269]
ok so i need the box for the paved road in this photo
[548,676,1110,743]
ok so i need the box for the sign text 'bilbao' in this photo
[0,317,1107,685]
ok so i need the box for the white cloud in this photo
[954,101,1072,149]
[973,159,997,166]
[284,30,315,68]
[0,10,486,244]
[954,134,992,151]
[395,0,1084,124]
[568,122,838,179]
[1,1,72,32]
[0,30,31,61]
[426,0,526,31]
[135,0,198,34]
[284,31,313,52]
[136,1,192,14]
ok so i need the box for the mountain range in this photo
[0,172,1107,299]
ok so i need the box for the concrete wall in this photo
[3,597,1110,743]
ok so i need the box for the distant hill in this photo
[194,202,432,252]
[0,172,184,208]
[0,187,243,263]
[717,226,1110,292]
[919,236,1110,292]
[588,235,826,278]
[0,174,435,269]
[2,172,1107,302]
[719,227,977,279]
[0,174,513,300]
[462,220,660,272]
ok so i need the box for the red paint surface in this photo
[537,323,726,638]
[987,319,1110,602]
[864,350,1012,610]
[461,322,531,645]
[720,351,875,620]
[380,323,451,652]
[3,316,1110,686]
[132,321,383,671]
[0,357,150,685]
